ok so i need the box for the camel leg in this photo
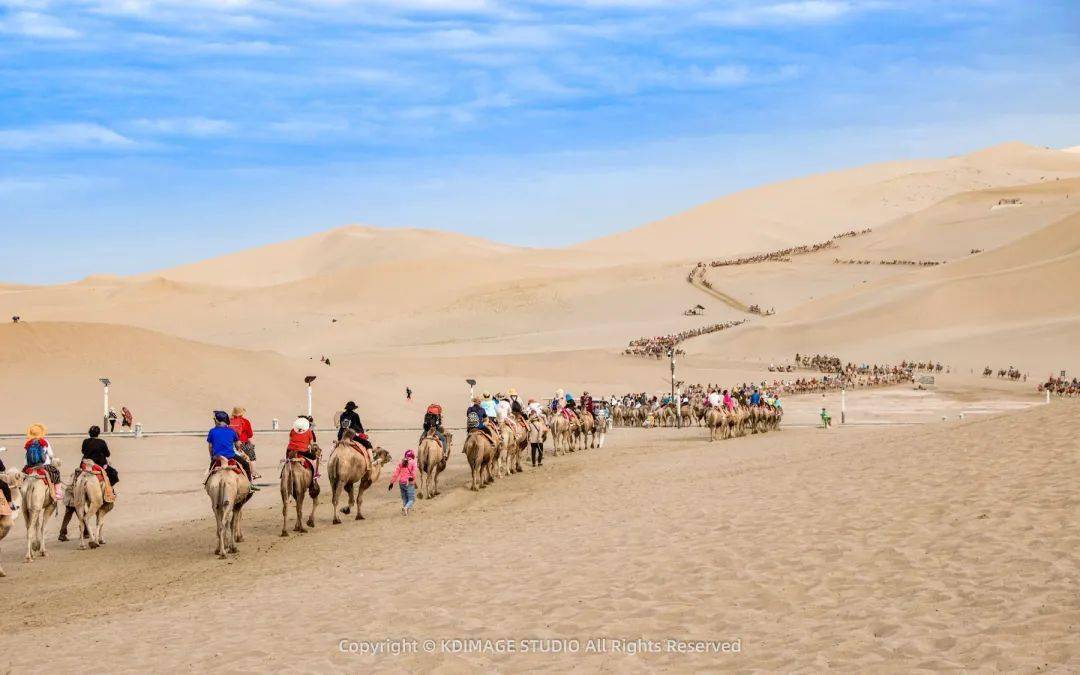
[294,486,306,532]
[25,508,38,562]
[234,502,245,543]
[37,503,53,558]
[470,465,479,491]
[214,507,226,558]
[331,479,344,524]
[355,487,365,521]
[95,511,107,546]
[306,487,317,529]
[280,484,290,537]
[342,483,356,516]
[77,506,90,550]
[222,503,237,555]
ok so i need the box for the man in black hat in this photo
[338,401,371,449]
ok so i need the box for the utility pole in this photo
[304,375,317,417]
[841,386,846,424]
[99,378,111,432]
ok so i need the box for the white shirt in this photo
[708,392,721,407]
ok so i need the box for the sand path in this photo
[2,401,1077,671]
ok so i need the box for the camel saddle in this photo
[343,440,372,463]
[559,408,577,421]
[283,452,315,474]
[469,426,499,445]
[79,459,116,503]
[211,457,245,476]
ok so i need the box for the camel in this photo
[705,407,729,442]
[0,469,24,577]
[21,462,60,563]
[328,439,391,524]
[496,418,527,477]
[463,427,497,490]
[679,404,696,427]
[548,411,575,455]
[280,443,321,536]
[205,458,253,559]
[417,430,453,499]
[577,410,598,450]
[73,460,115,550]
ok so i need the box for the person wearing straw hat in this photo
[230,406,259,479]
[24,423,62,501]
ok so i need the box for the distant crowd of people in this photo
[693,227,874,270]
[1039,376,1078,397]
[833,258,943,266]
[984,365,1026,381]
[623,320,746,358]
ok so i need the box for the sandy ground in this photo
[2,397,1077,672]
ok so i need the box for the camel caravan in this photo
[611,386,782,442]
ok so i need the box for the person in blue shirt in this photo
[750,389,761,406]
[207,410,258,490]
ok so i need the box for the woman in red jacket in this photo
[230,407,259,479]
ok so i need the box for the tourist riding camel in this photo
[280,417,321,536]
[207,410,258,491]
[230,406,259,479]
[420,403,447,452]
[22,424,61,562]
[327,429,391,523]
[60,425,118,542]
[417,427,452,500]
[463,413,497,491]
[72,450,116,550]
[337,401,371,450]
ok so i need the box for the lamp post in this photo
[304,376,317,417]
[99,378,111,432]
[668,349,680,429]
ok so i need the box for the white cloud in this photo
[0,123,136,150]
[0,10,81,38]
[702,1,866,27]
[131,116,236,136]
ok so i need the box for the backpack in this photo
[25,439,46,466]
[467,410,480,429]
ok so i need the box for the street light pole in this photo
[669,349,680,429]
[99,378,111,432]
[304,376,317,417]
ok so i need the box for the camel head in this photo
[371,447,392,466]
[2,469,22,490]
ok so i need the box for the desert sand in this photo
[1,141,1078,671]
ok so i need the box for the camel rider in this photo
[750,388,762,406]
[708,390,721,408]
[552,388,566,412]
[508,389,525,418]
[287,416,320,478]
[480,392,498,420]
[467,397,487,431]
[60,425,119,540]
[24,424,63,502]
[208,411,258,491]
[581,391,595,415]
[338,401,372,450]
[526,397,543,418]
[496,395,512,424]
[421,403,447,451]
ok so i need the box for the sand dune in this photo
[689,210,1080,373]
[577,142,1080,262]
[150,224,522,287]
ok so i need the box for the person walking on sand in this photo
[121,406,134,431]
[107,408,118,433]
[820,407,832,429]
[388,450,417,515]
[406,387,412,401]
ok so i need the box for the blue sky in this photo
[1,0,1078,283]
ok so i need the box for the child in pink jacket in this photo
[388,449,417,515]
